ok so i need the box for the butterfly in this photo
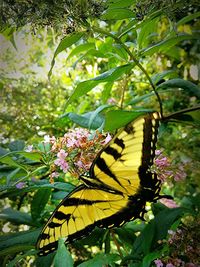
[36,112,161,256]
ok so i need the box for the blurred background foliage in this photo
[0,0,200,266]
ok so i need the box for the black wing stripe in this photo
[104,146,122,160]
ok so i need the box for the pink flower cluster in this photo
[54,149,69,173]
[154,221,200,267]
[153,150,187,182]
[45,128,112,181]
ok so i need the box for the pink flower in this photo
[57,149,68,160]
[159,198,179,208]
[174,168,187,181]
[54,158,69,173]
[154,259,163,267]
[154,157,170,167]
[75,160,84,168]
[166,264,175,267]
[66,138,77,148]
[16,182,26,189]
[102,133,112,145]
[155,149,162,156]
[51,172,59,178]
[61,161,69,173]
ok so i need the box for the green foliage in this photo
[0,0,200,266]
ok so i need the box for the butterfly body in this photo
[36,112,161,256]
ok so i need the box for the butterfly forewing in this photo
[89,112,160,195]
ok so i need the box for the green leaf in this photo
[0,228,39,256]
[66,111,105,130]
[177,11,200,26]
[0,181,74,199]
[0,208,35,226]
[77,253,120,267]
[0,154,27,169]
[31,188,51,221]
[115,228,136,247]
[17,151,43,162]
[152,207,183,244]
[35,252,55,267]
[0,146,9,156]
[88,105,112,129]
[102,82,114,103]
[151,70,178,85]
[141,34,200,56]
[112,44,128,61]
[48,32,84,78]
[142,251,163,267]
[8,140,25,151]
[54,239,73,267]
[67,43,96,60]
[6,168,27,185]
[156,78,200,99]
[107,0,134,8]
[132,207,183,256]
[66,63,133,106]
[104,110,150,131]
[102,8,135,20]
[137,16,159,49]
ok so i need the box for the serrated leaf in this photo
[48,32,84,78]
[66,63,133,106]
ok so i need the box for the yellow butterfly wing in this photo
[36,112,161,256]
[36,185,137,256]
[87,112,160,195]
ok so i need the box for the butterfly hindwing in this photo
[36,185,132,256]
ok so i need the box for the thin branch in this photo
[91,26,163,117]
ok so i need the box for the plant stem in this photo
[91,26,163,116]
